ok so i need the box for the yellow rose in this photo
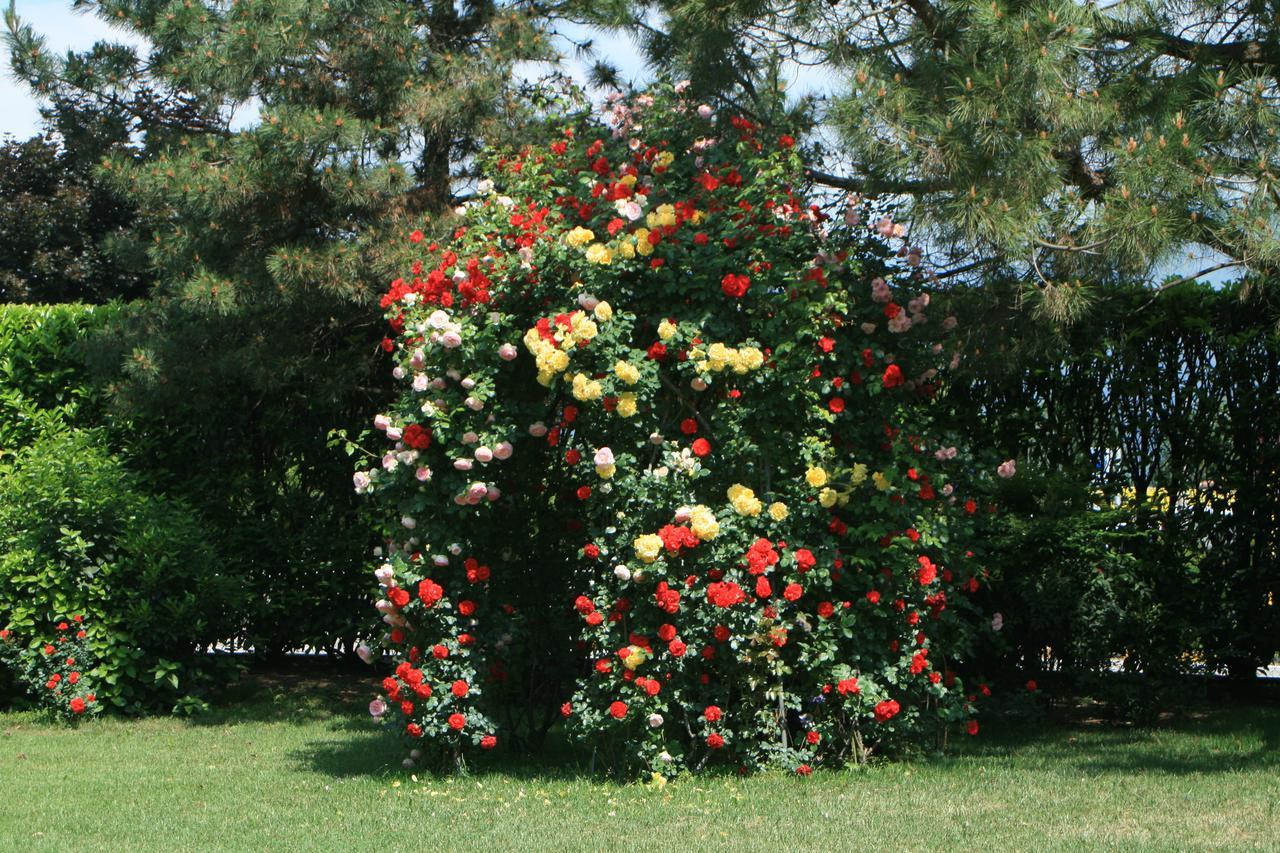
[617,393,638,417]
[806,466,828,488]
[618,240,636,259]
[768,502,789,521]
[819,488,838,508]
[548,349,570,372]
[594,301,613,321]
[596,463,616,479]
[614,360,640,385]
[873,471,891,491]
[585,243,612,265]
[634,534,663,563]
[689,505,720,541]
[566,226,594,247]
[851,463,869,485]
[727,484,762,517]
[657,320,677,340]
[572,373,603,401]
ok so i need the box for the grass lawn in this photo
[1,671,1277,852]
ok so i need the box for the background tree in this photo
[4,0,557,655]
[0,134,150,303]
[578,0,1280,313]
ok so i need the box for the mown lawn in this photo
[1,672,1277,852]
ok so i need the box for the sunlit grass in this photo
[1,674,1276,851]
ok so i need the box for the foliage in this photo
[0,303,114,454]
[0,134,150,304]
[0,429,244,712]
[577,0,1280,305]
[948,282,1280,697]
[356,85,1005,777]
[2,0,570,658]
[0,617,102,720]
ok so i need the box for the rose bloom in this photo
[609,701,628,720]
[448,713,467,730]
[706,733,725,749]
[703,705,723,722]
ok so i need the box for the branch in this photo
[806,167,946,196]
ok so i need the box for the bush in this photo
[356,86,1004,777]
[0,617,103,720]
[0,429,245,712]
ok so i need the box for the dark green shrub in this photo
[0,429,246,712]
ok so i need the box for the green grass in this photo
[1,673,1277,852]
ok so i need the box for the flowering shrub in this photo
[0,617,101,721]
[356,85,1002,776]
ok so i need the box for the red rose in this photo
[882,364,905,389]
[417,579,443,607]
[432,644,449,659]
[866,590,881,604]
[451,680,469,698]
[1026,679,1038,692]
[448,713,466,730]
[657,623,677,642]
[704,705,722,722]
[480,735,498,750]
[783,583,803,602]
[389,586,411,608]
[754,576,772,598]
[837,678,860,696]
[967,720,980,736]
[668,639,687,657]
[795,763,812,776]
[828,397,845,413]
[720,272,750,298]
[806,731,821,745]
[873,699,901,722]
[565,449,582,465]
[69,697,86,715]
[706,581,747,608]
[576,485,592,501]
[793,549,816,572]
[609,700,628,720]
[458,599,476,616]
[409,229,425,243]
[679,417,698,435]
[817,601,835,618]
[583,543,600,559]
[407,723,423,737]
[561,702,573,718]
[401,423,432,450]
[706,733,725,749]
[691,438,711,457]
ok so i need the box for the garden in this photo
[1,0,1278,848]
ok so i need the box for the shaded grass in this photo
[1,673,1277,851]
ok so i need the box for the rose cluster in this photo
[355,84,1007,775]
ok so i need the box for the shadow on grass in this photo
[199,663,1280,783]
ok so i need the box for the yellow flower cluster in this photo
[646,203,677,229]
[585,243,613,265]
[565,226,594,248]
[634,533,664,563]
[522,310,603,386]
[727,484,763,517]
[571,373,604,401]
[692,342,765,375]
[614,360,640,384]
[689,505,719,541]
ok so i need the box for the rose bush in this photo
[0,616,101,721]
[355,85,1003,776]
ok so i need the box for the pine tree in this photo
[587,0,1280,313]
[3,0,556,653]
